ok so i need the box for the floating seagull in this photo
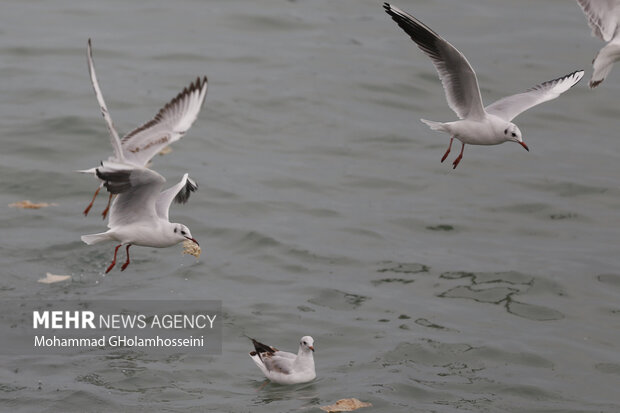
[576,0,620,87]
[80,39,207,218]
[81,161,198,273]
[383,3,584,168]
[249,336,316,385]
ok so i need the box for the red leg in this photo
[101,193,113,219]
[106,244,122,274]
[452,142,465,169]
[441,137,454,163]
[121,245,131,271]
[83,186,101,216]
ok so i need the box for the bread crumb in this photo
[9,200,56,209]
[182,240,201,259]
[38,273,72,284]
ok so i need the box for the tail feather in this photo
[81,232,111,245]
[420,118,447,132]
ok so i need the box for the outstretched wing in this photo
[95,162,165,228]
[87,39,124,162]
[155,173,198,221]
[121,76,208,166]
[485,70,584,121]
[383,3,486,120]
[576,0,620,42]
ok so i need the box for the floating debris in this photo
[182,240,201,259]
[38,273,71,284]
[158,147,173,156]
[9,200,56,209]
[320,398,372,412]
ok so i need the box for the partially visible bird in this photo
[80,38,207,217]
[81,161,199,273]
[248,336,316,385]
[383,3,583,168]
[575,0,620,87]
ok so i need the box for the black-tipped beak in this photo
[186,237,199,246]
[309,346,314,352]
[519,141,529,152]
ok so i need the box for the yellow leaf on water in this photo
[9,200,56,209]
[182,240,201,259]
[159,147,173,156]
[319,398,372,412]
[38,273,72,284]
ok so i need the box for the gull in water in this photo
[575,0,620,87]
[81,161,199,273]
[80,39,207,218]
[383,3,584,168]
[249,336,316,385]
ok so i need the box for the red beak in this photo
[309,346,314,352]
[186,237,199,246]
[519,141,529,152]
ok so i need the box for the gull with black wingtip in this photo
[575,0,620,88]
[248,336,316,385]
[383,3,584,168]
[79,39,207,218]
[81,161,199,273]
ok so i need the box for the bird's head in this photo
[300,336,314,353]
[503,123,528,151]
[173,224,198,245]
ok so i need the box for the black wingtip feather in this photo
[174,177,198,204]
[96,168,133,194]
[249,338,276,364]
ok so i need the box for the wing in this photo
[155,173,198,221]
[261,353,295,375]
[87,39,124,162]
[95,162,166,228]
[121,76,208,166]
[576,0,620,42]
[485,70,584,121]
[250,338,278,356]
[383,3,486,120]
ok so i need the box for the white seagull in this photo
[249,336,316,385]
[383,3,584,168]
[80,39,208,217]
[576,0,620,87]
[81,161,199,273]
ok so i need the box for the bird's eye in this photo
[504,129,508,135]
[181,231,186,235]
[511,132,516,137]
[303,341,307,345]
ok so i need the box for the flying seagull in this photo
[383,3,583,168]
[575,0,620,87]
[81,161,198,273]
[80,38,207,217]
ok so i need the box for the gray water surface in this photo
[1,0,619,412]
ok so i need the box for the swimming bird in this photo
[383,3,584,168]
[575,0,620,87]
[80,39,207,217]
[81,161,198,273]
[248,336,316,385]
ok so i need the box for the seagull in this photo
[81,161,199,273]
[80,39,207,218]
[383,3,584,168]
[248,336,316,385]
[575,0,620,87]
